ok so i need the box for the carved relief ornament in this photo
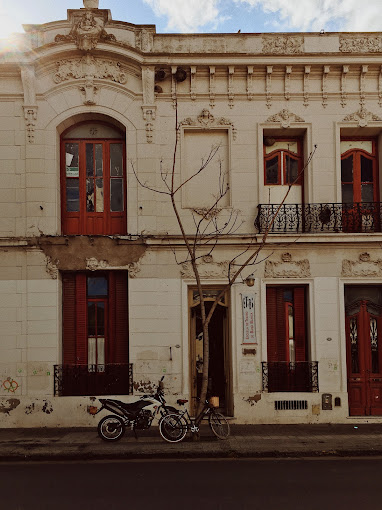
[85,258,141,277]
[135,29,154,52]
[342,253,382,277]
[178,109,237,140]
[181,259,230,279]
[266,109,305,129]
[340,36,382,53]
[262,36,304,54]
[343,107,382,127]
[45,257,59,279]
[265,253,311,278]
[54,55,127,85]
[55,9,116,51]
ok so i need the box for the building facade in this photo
[1,0,382,426]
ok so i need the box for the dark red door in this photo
[346,300,382,415]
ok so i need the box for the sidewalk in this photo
[1,423,382,462]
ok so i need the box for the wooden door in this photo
[346,300,382,415]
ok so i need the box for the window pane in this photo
[88,276,108,297]
[97,302,105,336]
[95,144,103,177]
[285,155,299,184]
[362,183,374,202]
[342,183,353,204]
[97,337,105,371]
[65,143,79,177]
[341,156,353,183]
[87,302,96,336]
[110,178,123,211]
[86,144,94,177]
[361,156,373,182]
[86,179,94,212]
[66,178,79,212]
[110,144,123,177]
[96,179,104,212]
[265,156,279,184]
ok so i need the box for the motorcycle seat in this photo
[177,399,188,405]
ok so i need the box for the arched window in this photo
[61,122,127,235]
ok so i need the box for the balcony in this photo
[256,202,382,234]
[262,361,319,392]
[54,363,133,396]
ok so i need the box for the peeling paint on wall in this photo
[0,399,20,414]
[25,403,35,415]
[42,400,53,414]
[133,380,155,393]
[243,394,261,406]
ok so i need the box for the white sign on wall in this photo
[242,294,256,344]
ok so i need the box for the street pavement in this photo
[1,423,382,462]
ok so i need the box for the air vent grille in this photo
[274,400,308,411]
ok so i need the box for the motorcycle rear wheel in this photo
[159,413,187,443]
[98,415,126,441]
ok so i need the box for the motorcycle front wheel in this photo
[98,415,126,441]
[159,413,187,443]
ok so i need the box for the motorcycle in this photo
[94,376,178,441]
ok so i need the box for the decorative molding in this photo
[340,36,382,53]
[265,253,311,278]
[303,65,311,107]
[127,262,141,278]
[135,29,154,52]
[54,55,127,84]
[247,66,254,101]
[266,66,272,109]
[209,66,216,108]
[86,257,108,271]
[80,78,98,105]
[46,256,59,279]
[177,109,237,141]
[284,65,292,101]
[266,109,305,129]
[142,107,156,144]
[171,66,177,109]
[193,207,222,220]
[343,106,382,127]
[181,259,229,279]
[341,65,349,108]
[379,66,382,107]
[55,9,116,51]
[142,66,155,106]
[23,107,38,143]
[262,35,304,54]
[190,66,197,101]
[342,253,382,277]
[360,65,368,107]
[20,65,36,105]
[228,66,235,108]
[322,65,330,108]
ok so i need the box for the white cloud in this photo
[235,0,382,31]
[142,0,223,32]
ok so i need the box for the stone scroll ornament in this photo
[262,36,304,54]
[266,109,305,129]
[55,9,116,51]
[177,109,237,141]
[264,252,311,278]
[340,36,382,53]
[343,106,382,127]
[342,253,382,277]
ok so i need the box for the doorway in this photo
[345,286,382,415]
[189,288,232,416]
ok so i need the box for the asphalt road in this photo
[1,457,381,510]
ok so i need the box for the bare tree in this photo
[132,105,316,414]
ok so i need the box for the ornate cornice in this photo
[342,252,382,277]
[180,257,229,279]
[262,36,304,54]
[340,36,382,53]
[266,109,305,129]
[265,252,310,278]
[178,109,237,140]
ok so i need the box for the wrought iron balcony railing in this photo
[54,363,133,396]
[262,361,319,393]
[256,202,382,234]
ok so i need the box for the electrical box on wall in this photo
[322,393,333,410]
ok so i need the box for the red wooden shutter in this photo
[75,273,88,364]
[294,287,307,362]
[276,288,287,360]
[109,271,128,364]
[62,274,76,365]
[267,288,280,361]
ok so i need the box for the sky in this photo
[1,0,382,41]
